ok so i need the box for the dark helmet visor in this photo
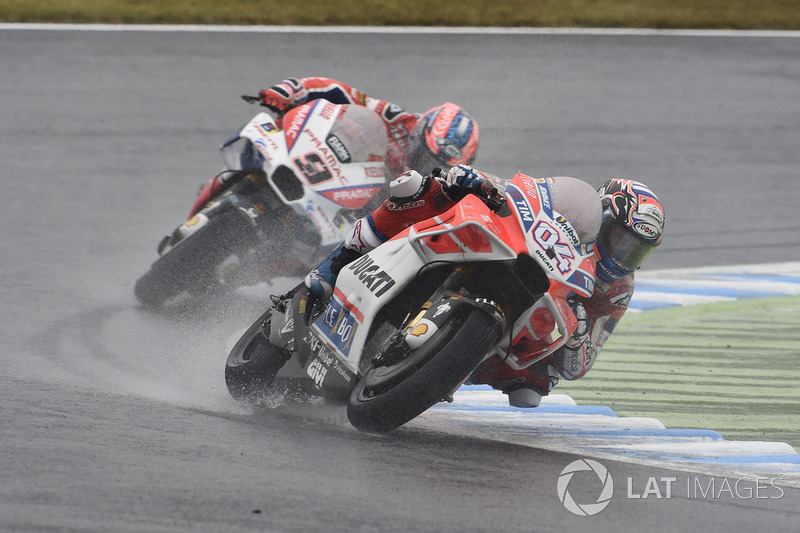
[597,219,657,273]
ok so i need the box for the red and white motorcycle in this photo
[225,169,598,433]
[135,98,389,308]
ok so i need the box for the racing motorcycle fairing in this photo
[307,172,596,385]
[220,101,388,246]
[136,99,393,308]
[504,173,596,299]
[403,195,523,262]
[388,173,596,299]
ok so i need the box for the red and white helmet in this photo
[406,102,479,175]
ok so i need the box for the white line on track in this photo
[1,23,799,38]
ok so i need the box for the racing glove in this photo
[565,300,589,349]
[257,78,308,114]
[444,165,484,192]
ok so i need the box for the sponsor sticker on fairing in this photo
[536,180,553,218]
[284,100,317,151]
[256,122,280,135]
[346,255,397,297]
[313,297,359,357]
[405,319,439,349]
[506,185,535,233]
[533,220,575,274]
[325,134,351,163]
[567,269,595,296]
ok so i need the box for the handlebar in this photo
[430,167,448,179]
[242,94,281,117]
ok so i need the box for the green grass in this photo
[2,0,800,29]
[559,294,800,450]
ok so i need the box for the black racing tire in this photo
[346,307,502,433]
[225,310,292,404]
[134,209,257,308]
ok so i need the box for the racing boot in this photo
[470,355,560,408]
[304,243,363,299]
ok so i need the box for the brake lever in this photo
[484,189,507,213]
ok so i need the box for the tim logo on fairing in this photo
[506,185,535,233]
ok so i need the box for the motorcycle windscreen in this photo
[326,106,388,164]
[220,136,267,171]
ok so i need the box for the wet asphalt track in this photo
[2,26,800,531]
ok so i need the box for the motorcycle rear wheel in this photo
[347,306,502,433]
[225,310,292,404]
[134,209,257,308]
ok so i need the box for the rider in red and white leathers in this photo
[305,167,666,408]
[471,175,665,406]
[188,77,480,217]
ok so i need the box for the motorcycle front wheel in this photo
[346,306,502,433]
[225,309,292,404]
[134,209,258,308]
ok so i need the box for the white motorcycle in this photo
[135,97,389,307]
[225,169,599,433]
